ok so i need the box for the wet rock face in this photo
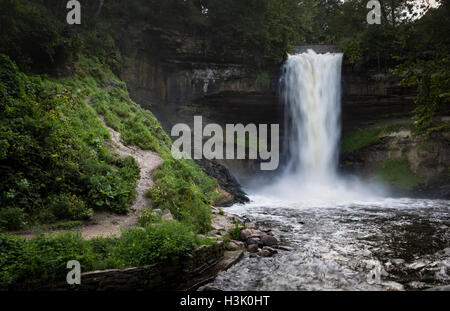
[195,159,249,206]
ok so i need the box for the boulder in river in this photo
[226,240,246,251]
[258,249,273,257]
[247,244,259,253]
[261,235,278,247]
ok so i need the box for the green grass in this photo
[228,223,244,241]
[341,123,413,154]
[66,56,220,233]
[375,158,425,190]
[341,127,384,154]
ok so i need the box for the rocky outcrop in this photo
[341,129,450,198]
[114,24,276,126]
[195,159,249,206]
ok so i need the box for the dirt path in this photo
[80,97,162,239]
[16,96,163,240]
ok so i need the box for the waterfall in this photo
[252,49,384,204]
[280,49,343,182]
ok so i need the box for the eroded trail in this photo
[80,97,163,239]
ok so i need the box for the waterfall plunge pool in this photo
[207,196,449,291]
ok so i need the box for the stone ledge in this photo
[16,243,226,291]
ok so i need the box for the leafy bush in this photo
[228,223,244,241]
[0,232,95,288]
[47,193,93,221]
[0,207,27,231]
[110,221,198,267]
[148,157,219,233]
[0,219,208,289]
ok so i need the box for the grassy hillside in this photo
[0,21,223,288]
[0,53,222,289]
[0,53,219,233]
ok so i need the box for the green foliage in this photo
[0,232,95,288]
[0,208,27,231]
[394,51,450,134]
[148,157,218,233]
[376,158,425,190]
[46,193,93,221]
[110,221,198,267]
[0,0,121,74]
[0,220,205,289]
[341,127,384,154]
[339,36,363,65]
[206,0,301,64]
[62,56,217,232]
[1,50,219,234]
[341,123,413,154]
[228,223,244,241]
[0,0,78,73]
[391,2,450,134]
[137,208,162,226]
[0,54,140,227]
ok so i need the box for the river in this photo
[205,49,449,291]
[207,196,449,290]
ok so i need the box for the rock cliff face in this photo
[341,62,416,135]
[341,130,450,199]
[115,24,276,129]
[113,27,419,184]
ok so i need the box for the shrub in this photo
[148,157,217,233]
[109,221,199,267]
[228,223,243,241]
[0,207,27,231]
[48,193,93,221]
[0,55,140,226]
[0,232,95,289]
[138,208,162,226]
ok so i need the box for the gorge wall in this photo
[112,24,418,183]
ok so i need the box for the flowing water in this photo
[209,197,449,291]
[205,50,450,291]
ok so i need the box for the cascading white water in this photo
[281,49,343,182]
[255,49,384,204]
